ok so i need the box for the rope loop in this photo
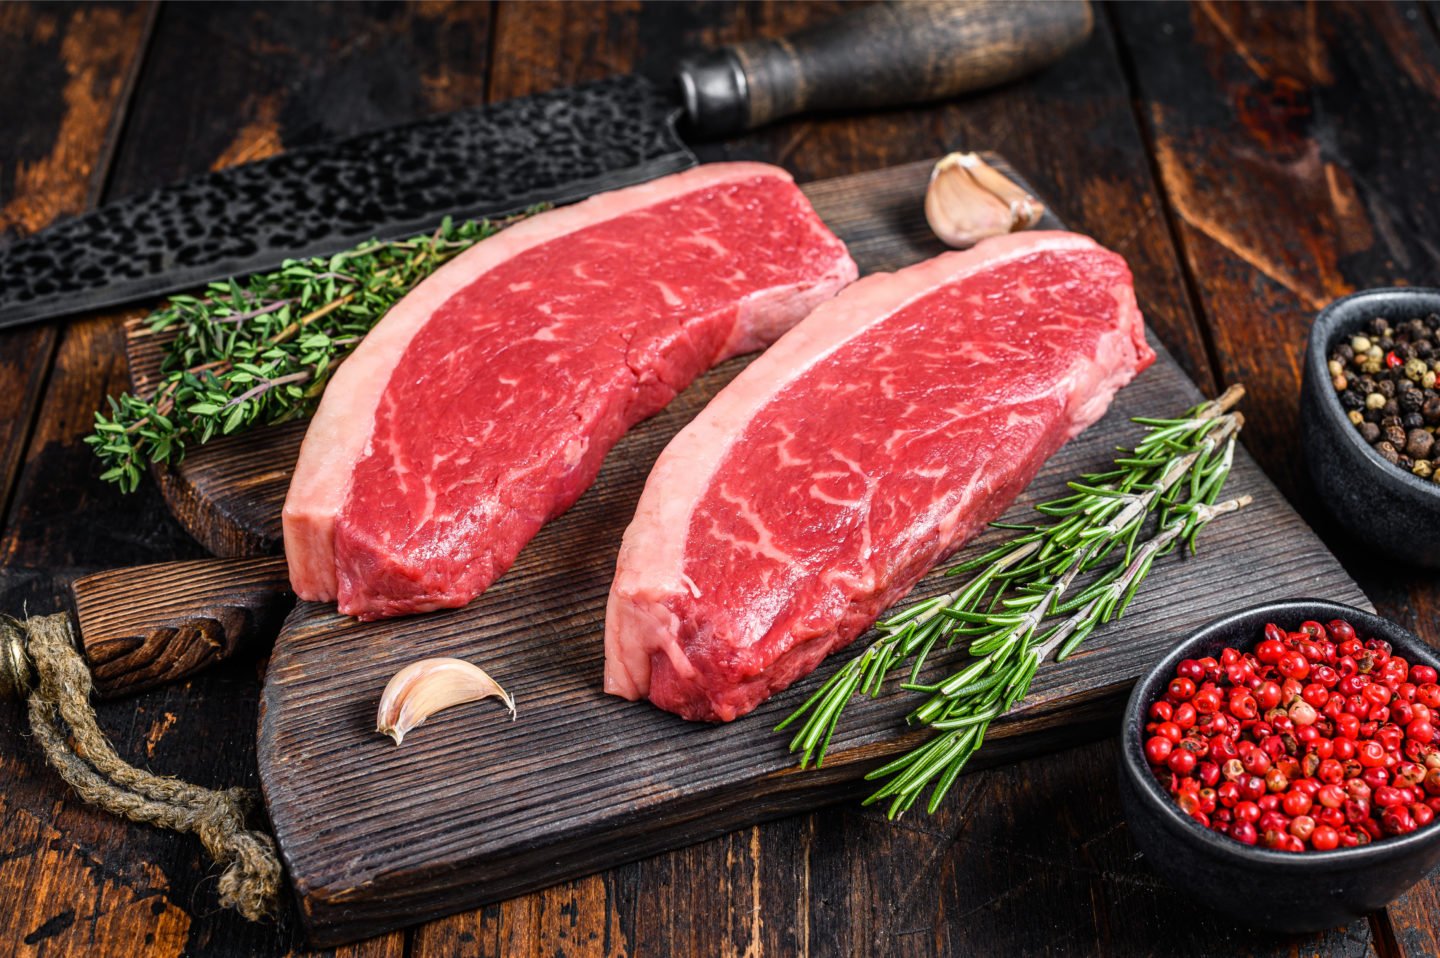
[15,613,280,921]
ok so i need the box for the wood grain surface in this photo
[250,159,1365,944]
[72,555,290,698]
[1109,3,1440,948]
[4,3,1439,956]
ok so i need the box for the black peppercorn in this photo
[1328,314,1440,477]
[1407,429,1435,460]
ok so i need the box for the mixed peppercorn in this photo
[1144,618,1440,852]
[1328,314,1440,479]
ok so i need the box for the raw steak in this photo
[283,162,857,620]
[605,231,1154,722]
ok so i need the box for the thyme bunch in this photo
[776,387,1251,813]
[87,211,539,492]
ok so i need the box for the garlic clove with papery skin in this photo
[376,657,515,746]
[925,152,1046,250]
[960,153,1046,231]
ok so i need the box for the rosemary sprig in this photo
[777,386,1247,770]
[865,494,1252,818]
[86,210,541,492]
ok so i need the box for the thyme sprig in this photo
[87,211,541,492]
[777,387,1247,772]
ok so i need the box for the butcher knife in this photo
[0,0,1092,330]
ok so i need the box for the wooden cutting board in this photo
[126,157,1368,946]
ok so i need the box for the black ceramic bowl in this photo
[1301,287,1440,567]
[1120,599,1440,932]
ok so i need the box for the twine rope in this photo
[16,613,280,920]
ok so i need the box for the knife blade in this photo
[0,0,1092,330]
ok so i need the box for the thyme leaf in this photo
[87,209,543,492]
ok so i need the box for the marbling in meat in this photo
[283,162,858,620]
[605,231,1154,721]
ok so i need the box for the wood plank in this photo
[258,158,1367,946]
[1387,876,1440,958]
[911,737,1379,957]
[104,0,496,197]
[0,11,179,956]
[1109,0,1440,506]
[1109,4,1440,951]
[0,4,492,956]
[0,0,151,542]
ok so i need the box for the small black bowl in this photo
[1301,287,1440,567]
[1120,599,1440,933]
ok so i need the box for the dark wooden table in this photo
[2,2,1438,955]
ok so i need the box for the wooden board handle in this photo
[678,0,1093,136]
[71,555,292,698]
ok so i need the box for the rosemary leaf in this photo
[776,386,1247,777]
[865,494,1253,818]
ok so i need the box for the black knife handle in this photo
[678,0,1093,137]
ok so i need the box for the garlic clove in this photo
[376,657,515,746]
[924,152,1046,249]
[957,152,1046,231]
[925,155,1013,250]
